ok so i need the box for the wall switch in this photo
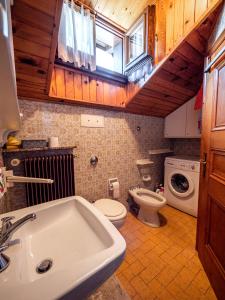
[81,114,104,128]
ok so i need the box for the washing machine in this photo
[164,156,200,217]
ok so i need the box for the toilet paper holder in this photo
[108,178,119,190]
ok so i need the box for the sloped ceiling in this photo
[126,5,222,117]
[80,0,156,29]
[12,0,222,118]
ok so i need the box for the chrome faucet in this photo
[0,213,36,272]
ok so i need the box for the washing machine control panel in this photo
[165,158,200,172]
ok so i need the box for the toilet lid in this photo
[94,199,125,217]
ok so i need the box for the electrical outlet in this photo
[81,114,104,128]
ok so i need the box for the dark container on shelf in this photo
[21,139,48,149]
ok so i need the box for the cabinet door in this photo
[186,97,201,137]
[164,103,187,137]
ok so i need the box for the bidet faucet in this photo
[0,213,36,272]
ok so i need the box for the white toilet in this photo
[129,188,167,227]
[94,198,127,229]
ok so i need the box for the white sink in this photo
[0,196,126,299]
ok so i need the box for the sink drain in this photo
[36,259,53,274]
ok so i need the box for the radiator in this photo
[24,154,75,206]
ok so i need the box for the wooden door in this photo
[197,44,225,300]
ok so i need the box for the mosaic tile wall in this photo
[0,99,171,212]
[172,138,201,157]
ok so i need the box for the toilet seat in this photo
[129,188,167,228]
[136,189,165,206]
[94,199,127,221]
[131,189,166,208]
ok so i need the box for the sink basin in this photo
[0,196,126,299]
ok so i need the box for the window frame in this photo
[95,17,125,76]
[125,6,156,72]
[56,14,127,84]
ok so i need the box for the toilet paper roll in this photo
[112,181,120,199]
[48,137,59,148]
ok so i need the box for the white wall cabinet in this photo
[164,97,201,138]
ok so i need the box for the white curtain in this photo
[58,0,96,71]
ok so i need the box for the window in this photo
[124,6,155,82]
[96,24,123,74]
[125,6,155,71]
[57,2,155,83]
[128,16,145,63]
[58,1,96,71]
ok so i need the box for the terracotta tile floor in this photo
[116,205,217,300]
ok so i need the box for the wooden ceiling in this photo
[126,6,221,117]
[11,0,63,101]
[11,0,222,118]
[80,0,156,29]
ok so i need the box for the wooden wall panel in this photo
[50,68,57,97]
[82,75,90,101]
[127,6,222,117]
[49,66,127,109]
[116,85,126,107]
[96,80,104,104]
[65,71,75,99]
[12,0,223,117]
[166,0,221,55]
[173,0,184,45]
[55,67,65,98]
[195,0,208,21]
[74,73,83,101]
[155,0,166,63]
[19,0,57,17]
[89,79,97,103]
[166,0,175,54]
[183,0,195,34]
[12,0,54,33]
[13,36,50,59]
[12,0,63,103]
[12,20,52,48]
[103,82,110,105]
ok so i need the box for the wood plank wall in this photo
[49,66,129,109]
[166,0,221,54]
[12,0,222,117]
[12,0,63,101]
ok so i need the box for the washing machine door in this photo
[168,171,194,198]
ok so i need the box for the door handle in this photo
[200,153,207,177]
